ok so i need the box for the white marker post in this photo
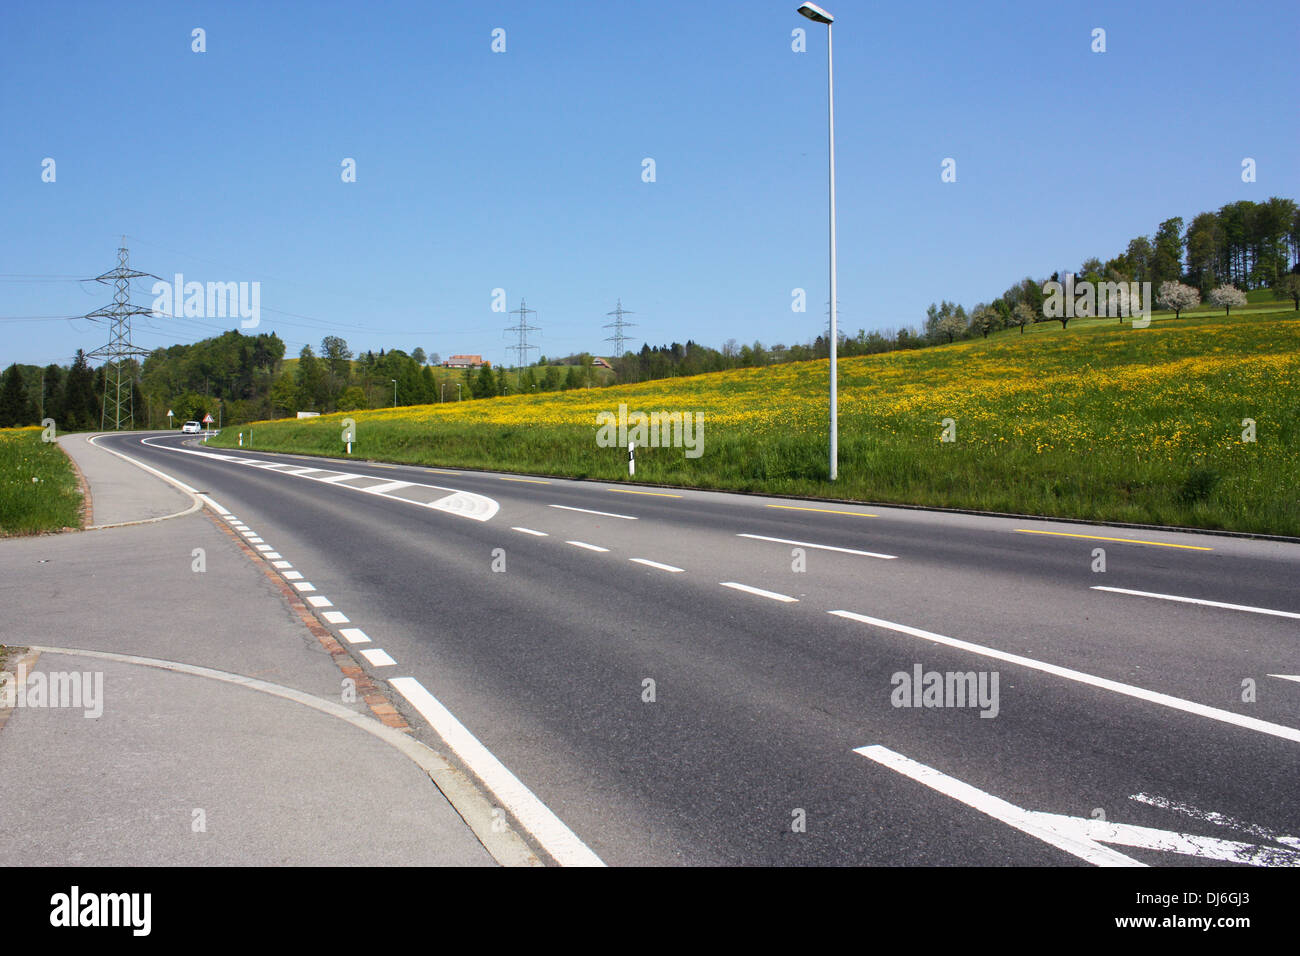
[628,441,635,476]
[238,432,243,447]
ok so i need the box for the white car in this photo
[181,421,202,434]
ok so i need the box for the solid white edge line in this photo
[629,558,685,573]
[854,746,1142,866]
[388,676,605,867]
[720,582,798,603]
[511,527,548,536]
[831,610,1300,744]
[566,540,610,552]
[1269,674,1300,684]
[737,533,897,560]
[548,504,637,520]
[1092,586,1300,620]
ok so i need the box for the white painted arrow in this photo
[856,745,1300,867]
[1268,674,1300,685]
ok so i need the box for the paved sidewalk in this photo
[0,433,498,865]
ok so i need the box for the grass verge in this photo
[210,312,1300,537]
[0,427,84,535]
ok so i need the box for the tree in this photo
[411,347,427,366]
[295,345,326,410]
[937,312,964,343]
[336,386,367,411]
[61,350,99,431]
[1273,273,1300,310]
[1151,218,1184,290]
[1013,302,1035,334]
[0,364,30,427]
[472,364,497,399]
[270,373,297,415]
[1156,281,1200,319]
[1208,284,1247,317]
[428,352,441,366]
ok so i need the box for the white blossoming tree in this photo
[1156,281,1201,319]
[1207,284,1248,317]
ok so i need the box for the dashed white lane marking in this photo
[306,595,333,608]
[264,552,282,560]
[247,537,264,544]
[511,527,548,536]
[1091,586,1300,620]
[567,540,610,553]
[737,533,897,560]
[830,610,1300,744]
[855,745,1140,866]
[630,558,685,573]
[359,648,397,667]
[293,582,316,592]
[240,529,257,537]
[322,610,350,625]
[319,473,360,483]
[223,515,240,522]
[272,560,293,569]
[339,628,371,644]
[281,467,316,475]
[283,571,303,581]
[254,544,272,552]
[720,582,798,603]
[389,677,605,867]
[548,504,637,520]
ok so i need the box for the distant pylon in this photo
[85,240,159,430]
[603,299,637,356]
[505,298,540,368]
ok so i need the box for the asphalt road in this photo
[97,431,1300,866]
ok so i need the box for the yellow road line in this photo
[607,488,683,498]
[1014,529,1212,551]
[499,476,550,484]
[427,469,461,475]
[766,504,877,518]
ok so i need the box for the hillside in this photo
[208,311,1300,536]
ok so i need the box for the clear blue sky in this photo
[3,0,1297,368]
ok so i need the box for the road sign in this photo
[202,414,214,424]
[166,409,174,417]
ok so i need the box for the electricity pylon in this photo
[85,241,159,430]
[603,299,637,356]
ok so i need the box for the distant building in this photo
[592,357,613,369]
[442,354,487,368]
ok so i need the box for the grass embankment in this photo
[0,427,84,535]
[212,312,1300,536]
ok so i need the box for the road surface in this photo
[94,431,1300,866]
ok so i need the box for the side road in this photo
[0,432,511,865]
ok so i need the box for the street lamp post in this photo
[441,383,447,403]
[391,379,397,407]
[456,383,462,401]
[798,2,838,481]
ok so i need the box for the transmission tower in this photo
[504,298,540,367]
[85,241,159,430]
[602,299,637,356]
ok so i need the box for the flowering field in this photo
[0,427,83,535]
[211,312,1300,535]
